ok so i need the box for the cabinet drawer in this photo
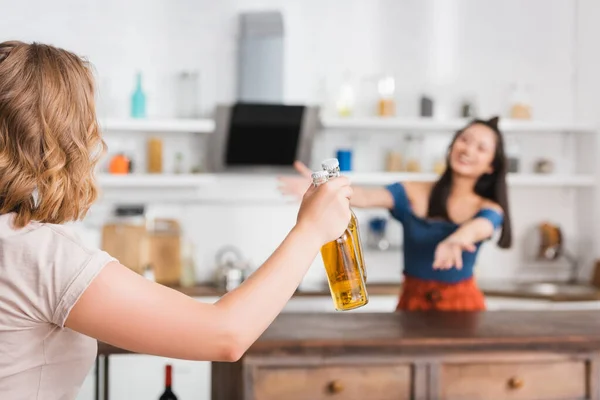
[441,360,586,400]
[252,364,411,400]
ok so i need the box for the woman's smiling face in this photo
[449,123,497,178]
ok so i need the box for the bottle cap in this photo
[321,158,339,170]
[311,170,329,185]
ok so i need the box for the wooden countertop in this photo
[246,311,600,356]
[170,283,401,297]
[167,281,600,302]
[97,311,600,357]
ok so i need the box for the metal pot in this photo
[213,246,249,291]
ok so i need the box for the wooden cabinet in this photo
[211,312,600,400]
[213,353,599,400]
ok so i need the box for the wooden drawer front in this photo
[441,360,586,400]
[253,365,411,400]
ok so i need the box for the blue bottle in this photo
[131,72,146,119]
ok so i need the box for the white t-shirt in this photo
[0,213,115,400]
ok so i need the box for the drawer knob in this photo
[327,380,344,394]
[508,376,524,390]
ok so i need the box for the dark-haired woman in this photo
[278,116,512,311]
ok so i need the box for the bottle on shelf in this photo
[312,170,368,312]
[131,71,147,119]
[159,364,178,400]
[321,158,367,282]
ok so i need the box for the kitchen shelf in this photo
[97,173,217,188]
[343,172,596,187]
[100,118,215,133]
[321,117,597,134]
[96,172,595,189]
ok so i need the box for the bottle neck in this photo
[165,365,172,389]
[135,73,143,90]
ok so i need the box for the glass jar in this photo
[377,74,396,117]
[175,71,200,118]
[403,135,422,172]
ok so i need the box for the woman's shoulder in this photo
[479,198,504,214]
[1,214,107,263]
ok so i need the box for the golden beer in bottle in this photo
[321,158,367,282]
[311,170,368,311]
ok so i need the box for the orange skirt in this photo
[396,275,486,311]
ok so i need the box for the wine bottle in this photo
[159,364,178,400]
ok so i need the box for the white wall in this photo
[3,1,600,399]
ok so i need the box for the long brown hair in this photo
[0,41,105,228]
[426,116,512,248]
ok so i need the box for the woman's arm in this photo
[433,201,504,269]
[278,161,394,209]
[66,176,353,362]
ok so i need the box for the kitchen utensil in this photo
[213,246,249,291]
[532,222,580,283]
[534,158,554,174]
[367,217,390,251]
[538,222,562,260]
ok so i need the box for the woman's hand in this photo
[433,239,476,270]
[277,161,313,200]
[296,175,353,246]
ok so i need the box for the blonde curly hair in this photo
[0,41,105,228]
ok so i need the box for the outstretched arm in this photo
[278,161,394,209]
[66,176,353,362]
[433,202,504,269]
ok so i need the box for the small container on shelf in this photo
[385,151,403,172]
[377,74,396,117]
[420,95,434,117]
[433,158,447,175]
[336,73,355,117]
[505,137,521,173]
[509,82,532,120]
[108,153,131,174]
[175,70,200,118]
[147,137,163,174]
[174,152,184,174]
[403,135,422,173]
[461,96,477,118]
[335,149,353,172]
